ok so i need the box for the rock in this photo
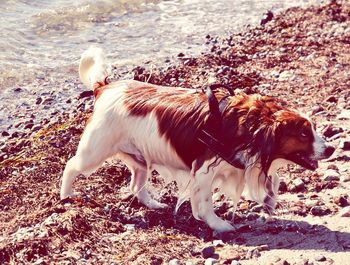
[275,260,290,265]
[178,52,185,58]
[213,240,224,247]
[1,131,9,137]
[323,169,340,181]
[291,178,305,191]
[339,206,350,217]
[335,195,350,207]
[251,205,264,212]
[79,90,94,99]
[36,97,43,104]
[260,10,273,25]
[327,164,338,171]
[278,71,294,81]
[205,258,218,265]
[201,246,215,259]
[279,180,288,192]
[32,125,42,131]
[336,109,350,120]
[325,95,337,103]
[311,105,324,115]
[257,244,269,251]
[245,248,260,259]
[310,206,331,216]
[24,123,34,130]
[231,261,241,265]
[323,125,343,138]
[341,174,350,182]
[169,259,181,265]
[339,139,350,151]
[246,212,259,221]
[13,87,22,92]
[314,255,326,262]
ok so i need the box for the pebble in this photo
[323,169,340,181]
[291,178,305,191]
[205,258,218,265]
[79,90,94,99]
[246,212,259,221]
[336,109,350,120]
[2,131,9,137]
[310,206,330,216]
[339,139,350,151]
[311,105,324,115]
[169,259,181,265]
[251,205,264,212]
[278,71,294,81]
[213,240,224,247]
[231,261,241,265]
[325,95,337,103]
[201,246,215,259]
[245,248,260,259]
[314,255,326,262]
[323,125,343,138]
[339,206,350,217]
[36,97,43,104]
[260,10,274,25]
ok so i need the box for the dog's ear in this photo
[252,125,277,174]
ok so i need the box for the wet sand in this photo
[1,1,350,264]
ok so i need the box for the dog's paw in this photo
[208,217,235,232]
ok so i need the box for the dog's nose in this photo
[324,145,335,158]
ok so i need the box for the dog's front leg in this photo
[190,162,234,232]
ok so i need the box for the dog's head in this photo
[272,110,335,170]
[224,95,335,173]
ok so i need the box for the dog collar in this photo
[197,84,245,170]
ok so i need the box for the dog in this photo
[60,47,335,232]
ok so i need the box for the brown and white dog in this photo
[60,47,335,232]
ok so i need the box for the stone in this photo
[205,258,218,265]
[311,105,324,115]
[314,255,326,262]
[36,97,43,104]
[260,10,273,25]
[201,246,215,259]
[278,71,294,81]
[339,206,350,217]
[323,125,343,138]
[339,139,350,151]
[213,240,224,247]
[231,261,241,265]
[79,90,94,99]
[246,212,259,221]
[323,169,340,181]
[169,259,181,265]
[338,196,350,207]
[251,205,264,212]
[310,206,330,216]
[325,95,337,103]
[336,109,350,120]
[291,178,305,191]
[2,131,9,137]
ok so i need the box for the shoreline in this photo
[1,1,350,264]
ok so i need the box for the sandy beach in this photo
[0,1,350,264]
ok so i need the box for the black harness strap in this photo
[197,84,245,169]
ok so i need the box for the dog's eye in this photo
[301,130,309,138]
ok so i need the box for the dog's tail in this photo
[79,46,109,90]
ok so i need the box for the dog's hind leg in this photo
[60,121,116,200]
[129,167,168,209]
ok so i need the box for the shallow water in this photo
[0,0,323,132]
